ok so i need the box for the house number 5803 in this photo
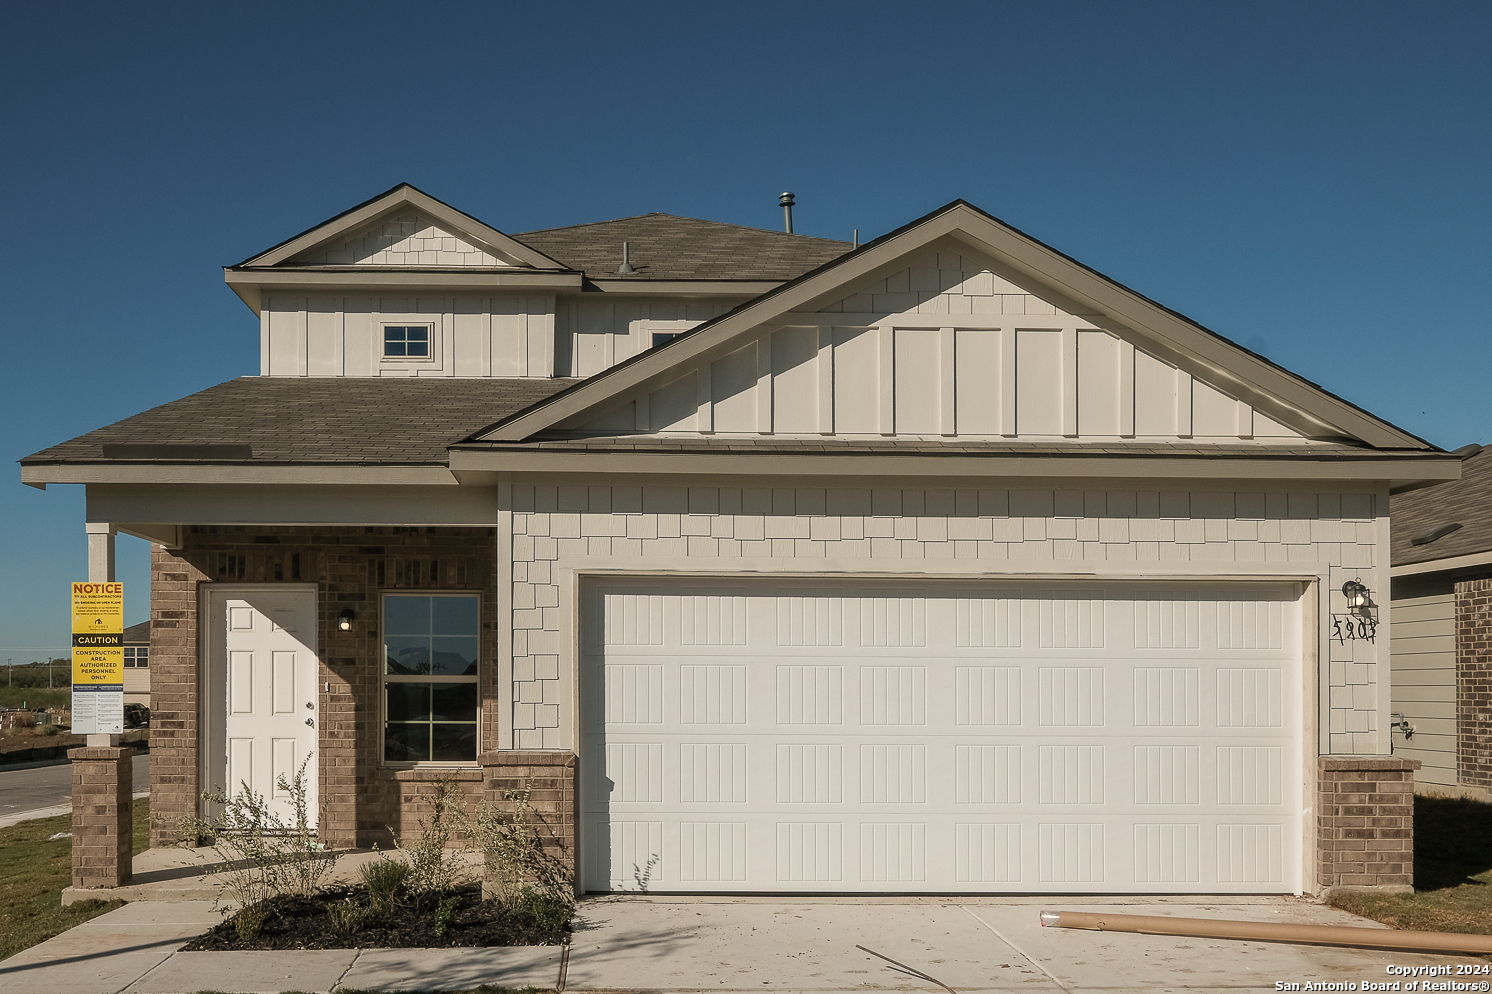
[1331,615,1378,644]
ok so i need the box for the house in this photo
[1388,444,1492,800]
[122,619,150,706]
[22,183,1460,896]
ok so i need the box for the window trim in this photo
[380,591,481,768]
[380,322,436,362]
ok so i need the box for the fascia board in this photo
[22,464,459,486]
[1391,549,1492,577]
[225,268,583,293]
[581,279,783,296]
[240,184,568,270]
[940,212,1427,449]
[474,220,954,441]
[448,446,1461,484]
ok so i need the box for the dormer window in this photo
[384,325,431,358]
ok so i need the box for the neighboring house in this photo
[1389,444,1492,800]
[122,619,150,705]
[22,183,1460,897]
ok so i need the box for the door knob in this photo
[305,718,314,727]
[306,702,314,709]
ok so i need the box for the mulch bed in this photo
[182,885,570,951]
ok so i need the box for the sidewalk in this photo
[0,895,1483,994]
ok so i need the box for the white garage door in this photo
[581,579,1302,893]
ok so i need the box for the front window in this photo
[383,593,479,763]
[383,325,431,358]
[123,646,149,668]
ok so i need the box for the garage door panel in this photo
[581,579,1302,893]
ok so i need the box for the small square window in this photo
[123,646,148,668]
[652,332,677,348]
[384,325,431,358]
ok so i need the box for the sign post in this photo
[71,581,124,735]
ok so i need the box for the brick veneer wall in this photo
[1455,578,1492,790]
[149,526,498,849]
[479,750,578,894]
[1317,756,1417,891]
[70,746,133,888]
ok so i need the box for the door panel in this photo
[581,579,1303,894]
[206,586,319,827]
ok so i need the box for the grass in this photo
[0,797,150,961]
[0,686,71,711]
[1331,793,1492,936]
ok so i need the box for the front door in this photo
[204,585,319,827]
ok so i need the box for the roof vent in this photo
[1411,522,1463,546]
[615,241,635,275]
[1453,443,1483,458]
[780,192,795,234]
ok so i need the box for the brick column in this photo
[479,750,578,894]
[1455,578,1492,790]
[1317,756,1418,893]
[70,746,133,889]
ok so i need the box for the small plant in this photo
[327,896,373,935]
[390,773,470,897]
[178,756,337,918]
[515,887,573,933]
[358,856,410,916]
[432,894,460,937]
[234,901,269,942]
[633,853,660,893]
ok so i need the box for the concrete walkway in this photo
[0,895,1483,994]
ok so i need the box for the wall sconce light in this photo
[337,609,355,631]
[1341,579,1372,616]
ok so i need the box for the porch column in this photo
[72,520,132,890]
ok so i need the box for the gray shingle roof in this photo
[514,214,851,281]
[23,377,580,466]
[123,620,151,644]
[1391,446,1492,567]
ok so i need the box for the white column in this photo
[86,522,116,582]
[84,522,118,746]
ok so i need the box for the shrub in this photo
[390,774,470,897]
[178,757,337,916]
[327,896,374,935]
[470,783,573,917]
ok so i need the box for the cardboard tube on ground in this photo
[1040,910,1492,955]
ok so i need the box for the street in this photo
[0,752,150,822]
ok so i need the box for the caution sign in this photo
[72,582,124,735]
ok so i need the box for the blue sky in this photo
[2,1,1489,658]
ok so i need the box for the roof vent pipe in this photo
[853,229,859,247]
[616,241,635,275]
[780,192,795,234]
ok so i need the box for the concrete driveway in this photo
[566,896,1488,993]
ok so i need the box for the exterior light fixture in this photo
[1341,579,1371,614]
[337,609,355,631]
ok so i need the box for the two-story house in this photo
[23,183,1457,896]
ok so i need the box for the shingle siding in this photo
[507,483,1385,755]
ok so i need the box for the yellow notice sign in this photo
[71,581,123,634]
[71,582,124,686]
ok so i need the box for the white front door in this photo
[205,585,319,827]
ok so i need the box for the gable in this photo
[476,201,1433,451]
[577,280,1306,440]
[291,211,512,267]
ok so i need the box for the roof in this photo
[1391,446,1492,567]
[22,378,579,466]
[514,214,851,281]
[123,620,150,644]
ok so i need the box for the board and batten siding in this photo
[261,295,557,377]
[1389,591,1457,786]
[555,298,736,378]
[580,248,1303,440]
[503,484,1384,757]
